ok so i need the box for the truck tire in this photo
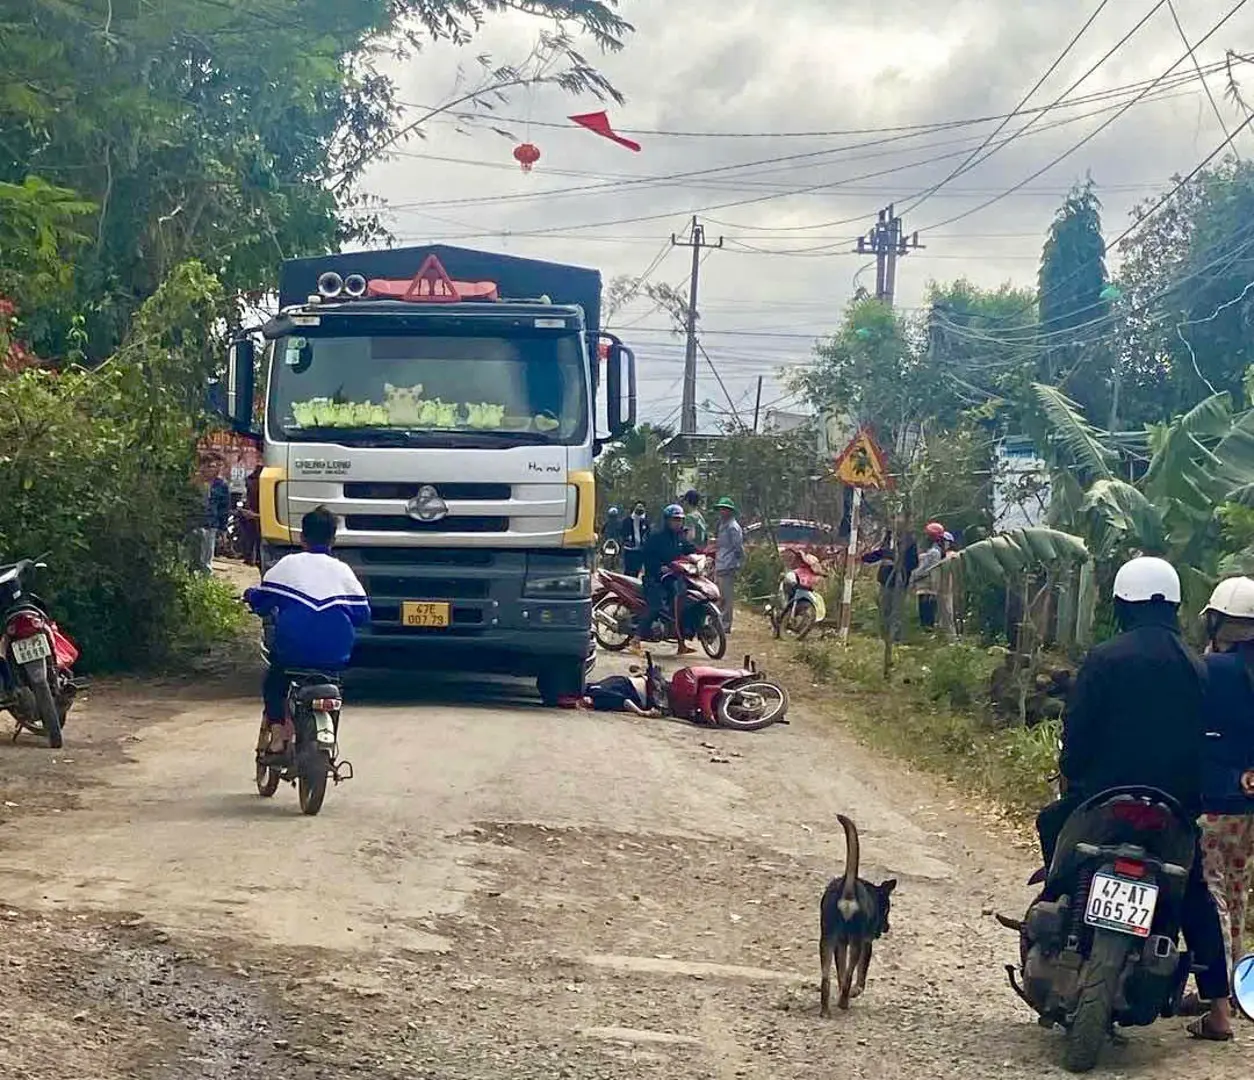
[1063,931,1130,1073]
[538,658,584,707]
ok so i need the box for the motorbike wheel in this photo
[298,750,332,816]
[255,762,281,798]
[593,598,634,652]
[714,677,790,731]
[695,606,727,659]
[787,600,817,640]
[1063,931,1130,1073]
[29,664,62,749]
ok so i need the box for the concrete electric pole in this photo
[671,216,723,433]
[856,204,923,308]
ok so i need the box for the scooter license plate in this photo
[1084,872,1159,938]
[314,711,336,745]
[10,635,51,666]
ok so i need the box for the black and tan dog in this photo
[819,814,896,1016]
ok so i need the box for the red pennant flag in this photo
[568,111,642,152]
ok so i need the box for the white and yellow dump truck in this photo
[224,245,636,703]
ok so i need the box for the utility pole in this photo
[752,375,763,434]
[838,207,922,645]
[671,216,723,433]
[856,204,923,308]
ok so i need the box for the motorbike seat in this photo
[291,682,342,703]
[602,570,640,587]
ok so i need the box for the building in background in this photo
[993,436,1051,531]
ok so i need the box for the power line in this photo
[904,0,1113,217]
[392,58,1230,139]
[1167,0,1242,161]
[917,0,1252,234]
[374,68,1221,221]
[910,0,1172,218]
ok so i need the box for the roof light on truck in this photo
[317,271,343,298]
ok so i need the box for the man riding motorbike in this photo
[637,503,697,654]
[1035,555,1232,1041]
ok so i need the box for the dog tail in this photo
[836,813,860,920]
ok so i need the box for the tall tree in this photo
[0,0,630,358]
[1038,178,1111,423]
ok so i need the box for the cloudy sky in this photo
[359,0,1254,430]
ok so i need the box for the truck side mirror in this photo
[227,338,256,434]
[604,339,636,439]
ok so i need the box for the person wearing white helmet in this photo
[1196,577,1254,986]
[1036,554,1233,1041]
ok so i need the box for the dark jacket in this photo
[623,513,650,549]
[640,527,696,582]
[861,538,919,588]
[1060,611,1206,813]
[1200,650,1254,816]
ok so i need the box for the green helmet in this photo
[714,496,737,511]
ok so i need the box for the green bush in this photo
[163,572,248,663]
[924,642,997,710]
[0,263,230,670]
[739,544,783,607]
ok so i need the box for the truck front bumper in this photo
[262,543,594,676]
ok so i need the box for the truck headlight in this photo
[524,568,591,598]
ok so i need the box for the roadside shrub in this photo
[739,543,783,607]
[924,641,997,710]
[0,263,228,670]
[163,572,248,663]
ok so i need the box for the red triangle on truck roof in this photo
[405,254,460,302]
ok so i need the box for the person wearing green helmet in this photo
[713,496,744,633]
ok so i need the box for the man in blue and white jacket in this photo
[244,506,370,753]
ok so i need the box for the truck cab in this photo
[225,245,635,704]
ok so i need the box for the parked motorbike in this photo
[593,555,726,659]
[767,552,826,639]
[0,556,80,749]
[640,650,789,731]
[599,536,622,571]
[999,786,1197,1072]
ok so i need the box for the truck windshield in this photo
[268,332,589,446]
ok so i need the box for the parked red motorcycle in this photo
[640,651,789,731]
[0,556,81,748]
[593,554,726,659]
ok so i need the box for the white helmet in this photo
[1112,556,1181,604]
[1203,576,1254,619]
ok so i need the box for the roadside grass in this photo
[768,624,1058,823]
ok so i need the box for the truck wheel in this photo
[538,658,584,707]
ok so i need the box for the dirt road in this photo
[0,643,1248,1079]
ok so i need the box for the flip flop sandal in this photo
[1186,1017,1235,1042]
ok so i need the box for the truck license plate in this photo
[1084,872,1159,938]
[401,601,451,628]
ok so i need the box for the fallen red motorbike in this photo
[593,554,726,659]
[640,650,789,731]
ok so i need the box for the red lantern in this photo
[513,142,541,172]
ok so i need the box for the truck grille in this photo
[344,515,509,534]
[359,548,494,567]
[344,481,511,501]
[364,575,489,599]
